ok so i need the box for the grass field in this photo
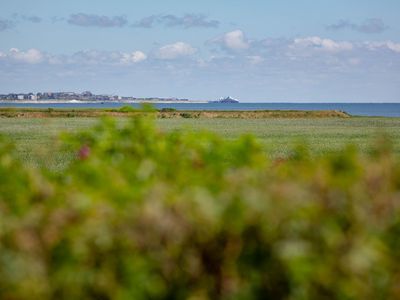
[0,116,399,170]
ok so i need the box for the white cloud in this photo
[68,50,148,65]
[365,41,400,53]
[157,42,197,60]
[292,37,353,53]
[8,48,44,64]
[120,51,147,64]
[208,30,250,52]
[386,41,400,53]
[224,30,249,50]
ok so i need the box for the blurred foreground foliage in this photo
[1,116,400,300]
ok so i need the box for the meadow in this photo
[0,115,399,170]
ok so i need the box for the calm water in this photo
[0,102,399,117]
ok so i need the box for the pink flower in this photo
[78,145,91,160]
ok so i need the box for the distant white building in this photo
[17,95,24,100]
[30,95,37,101]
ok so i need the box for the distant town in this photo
[0,91,239,103]
[0,91,191,103]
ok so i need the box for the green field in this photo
[0,116,399,170]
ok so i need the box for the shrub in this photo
[0,116,399,299]
[160,107,177,112]
[118,105,136,113]
[180,112,192,118]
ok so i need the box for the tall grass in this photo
[0,117,399,170]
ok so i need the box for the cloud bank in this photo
[0,48,149,65]
[68,13,128,28]
[1,48,44,64]
[291,36,354,53]
[327,18,387,34]
[133,14,219,29]
[2,34,400,68]
[2,31,400,69]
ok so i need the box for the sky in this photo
[0,0,399,102]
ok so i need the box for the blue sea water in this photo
[0,102,399,117]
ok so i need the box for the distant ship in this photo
[210,96,239,103]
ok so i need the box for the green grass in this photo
[0,118,97,170]
[0,117,399,170]
[157,117,400,156]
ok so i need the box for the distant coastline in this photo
[0,91,210,104]
[0,99,209,104]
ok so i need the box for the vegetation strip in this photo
[0,108,351,118]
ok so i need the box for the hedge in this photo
[0,116,399,299]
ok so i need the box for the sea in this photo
[0,102,399,117]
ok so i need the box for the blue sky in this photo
[1,0,399,102]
